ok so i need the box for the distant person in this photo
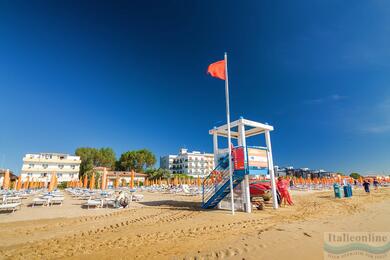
[115,191,129,208]
[362,180,370,194]
[289,178,294,189]
[277,177,293,206]
[373,179,379,190]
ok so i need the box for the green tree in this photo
[349,172,361,179]
[96,148,116,169]
[75,147,116,177]
[75,147,96,177]
[118,149,156,172]
[145,168,171,179]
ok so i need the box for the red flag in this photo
[207,60,226,80]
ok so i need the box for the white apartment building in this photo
[160,148,215,178]
[21,153,81,183]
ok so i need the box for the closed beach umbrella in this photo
[89,173,95,190]
[24,176,30,190]
[197,176,201,187]
[48,173,56,192]
[130,171,134,189]
[83,175,88,188]
[115,176,119,189]
[101,168,107,190]
[54,174,58,189]
[16,175,22,191]
[2,169,10,190]
[137,178,140,187]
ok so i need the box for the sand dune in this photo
[0,188,389,259]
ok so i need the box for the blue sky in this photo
[0,1,389,174]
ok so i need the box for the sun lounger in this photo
[132,194,144,201]
[49,197,64,206]
[4,196,22,204]
[102,198,116,208]
[84,199,103,209]
[32,198,49,207]
[77,194,93,200]
[0,202,21,213]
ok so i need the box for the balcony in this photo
[21,167,79,172]
[23,157,81,164]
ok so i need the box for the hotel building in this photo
[160,148,215,178]
[20,153,81,183]
[93,167,147,187]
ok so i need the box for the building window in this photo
[28,164,34,168]
[58,164,64,169]
[71,165,75,170]
[57,173,63,177]
[42,164,48,169]
[27,173,33,177]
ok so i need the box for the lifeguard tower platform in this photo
[202,117,278,213]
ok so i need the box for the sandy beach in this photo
[0,188,389,260]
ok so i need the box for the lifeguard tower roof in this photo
[209,118,274,139]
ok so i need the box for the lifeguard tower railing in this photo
[202,146,268,209]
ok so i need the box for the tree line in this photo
[75,147,167,179]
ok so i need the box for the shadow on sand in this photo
[139,200,204,211]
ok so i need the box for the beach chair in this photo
[84,199,103,209]
[4,196,22,204]
[102,198,116,208]
[49,197,64,206]
[0,202,22,213]
[32,198,49,207]
[132,194,144,202]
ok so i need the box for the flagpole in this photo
[224,52,235,215]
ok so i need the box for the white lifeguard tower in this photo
[202,117,278,212]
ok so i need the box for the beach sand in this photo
[0,188,389,259]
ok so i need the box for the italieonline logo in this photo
[324,232,390,259]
